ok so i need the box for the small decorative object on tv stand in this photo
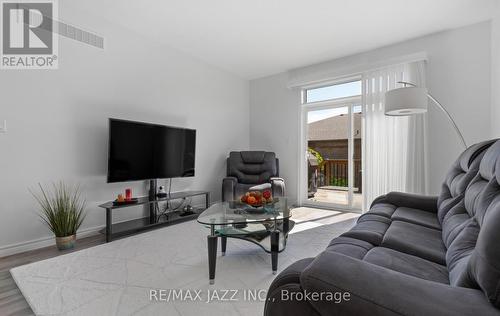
[98,187,210,242]
[157,185,168,198]
[113,188,139,206]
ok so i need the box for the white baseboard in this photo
[0,225,104,258]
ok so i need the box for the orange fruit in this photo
[247,196,256,204]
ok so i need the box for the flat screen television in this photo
[107,118,196,183]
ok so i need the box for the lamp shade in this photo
[385,87,428,116]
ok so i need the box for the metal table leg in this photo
[106,208,112,242]
[270,230,279,275]
[207,224,218,284]
[221,236,227,256]
[205,193,210,209]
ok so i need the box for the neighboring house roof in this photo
[308,113,362,141]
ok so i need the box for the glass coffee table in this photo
[197,197,294,284]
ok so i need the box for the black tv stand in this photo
[98,190,210,242]
[148,179,158,221]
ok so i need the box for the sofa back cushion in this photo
[437,139,496,226]
[446,215,480,287]
[227,151,278,184]
[466,141,500,307]
[445,140,500,307]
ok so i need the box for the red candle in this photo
[125,188,132,201]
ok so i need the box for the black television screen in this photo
[107,119,196,183]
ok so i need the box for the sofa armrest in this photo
[270,177,285,197]
[268,258,315,294]
[222,177,238,201]
[371,191,438,213]
[264,258,319,316]
[300,251,499,316]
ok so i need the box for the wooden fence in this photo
[322,159,362,193]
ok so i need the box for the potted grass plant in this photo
[31,182,87,250]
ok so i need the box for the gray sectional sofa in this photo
[265,139,500,316]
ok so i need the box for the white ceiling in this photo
[70,0,499,79]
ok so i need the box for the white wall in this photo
[0,6,249,255]
[249,73,302,206]
[492,7,500,138]
[250,22,492,205]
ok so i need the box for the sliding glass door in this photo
[300,81,363,210]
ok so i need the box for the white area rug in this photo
[11,208,358,316]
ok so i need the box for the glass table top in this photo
[197,197,291,225]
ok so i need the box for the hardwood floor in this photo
[0,234,106,316]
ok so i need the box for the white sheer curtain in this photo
[362,61,428,210]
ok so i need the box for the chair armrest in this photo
[270,177,285,197]
[222,177,238,201]
[371,191,438,213]
[300,251,499,316]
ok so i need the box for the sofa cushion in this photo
[297,250,500,316]
[465,140,500,307]
[391,207,441,230]
[470,193,500,307]
[441,200,470,248]
[437,139,496,224]
[382,221,446,265]
[446,218,479,287]
[326,236,374,259]
[364,247,449,284]
[340,215,391,246]
[438,194,464,224]
[366,202,397,219]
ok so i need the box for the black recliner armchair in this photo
[222,151,285,201]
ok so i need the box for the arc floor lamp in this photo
[384,81,467,149]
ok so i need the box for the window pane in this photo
[306,81,361,103]
[307,107,348,124]
[353,104,362,113]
